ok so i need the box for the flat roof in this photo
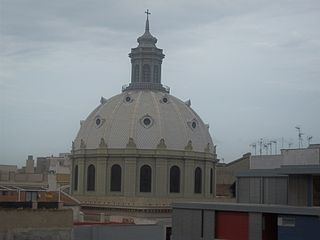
[237,165,320,177]
[172,202,320,216]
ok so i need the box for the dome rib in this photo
[170,96,189,147]
[129,91,143,140]
[151,91,163,141]
[105,96,126,147]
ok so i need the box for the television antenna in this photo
[271,140,277,154]
[264,144,269,155]
[295,126,304,148]
[250,143,257,155]
[268,142,272,155]
[307,136,313,146]
[259,138,263,155]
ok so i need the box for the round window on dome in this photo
[96,118,101,126]
[143,118,151,126]
[192,121,197,129]
[160,95,169,104]
[124,95,133,103]
[140,115,154,129]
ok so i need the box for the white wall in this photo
[282,148,320,166]
[250,155,282,169]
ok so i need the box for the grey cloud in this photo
[1,0,320,164]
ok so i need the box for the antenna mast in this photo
[295,126,304,148]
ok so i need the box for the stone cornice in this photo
[71,148,216,162]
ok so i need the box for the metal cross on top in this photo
[145,9,151,19]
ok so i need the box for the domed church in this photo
[70,12,218,220]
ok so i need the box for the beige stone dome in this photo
[74,89,214,153]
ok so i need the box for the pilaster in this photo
[124,157,137,196]
[96,158,106,195]
[155,158,167,196]
[184,159,194,197]
[78,159,85,194]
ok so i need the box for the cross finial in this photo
[144,9,151,31]
[145,9,151,19]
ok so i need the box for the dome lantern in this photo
[124,10,167,93]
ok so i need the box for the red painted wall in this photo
[215,211,249,240]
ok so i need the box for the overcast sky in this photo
[1,0,320,165]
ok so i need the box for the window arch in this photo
[194,167,202,194]
[153,65,159,83]
[170,166,180,193]
[140,165,152,192]
[74,165,78,191]
[87,164,95,191]
[110,164,122,192]
[142,64,151,82]
[134,65,139,82]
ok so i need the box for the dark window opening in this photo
[142,64,151,82]
[140,165,152,192]
[110,164,122,192]
[74,165,78,191]
[153,65,159,83]
[210,168,213,194]
[87,164,95,191]
[194,167,202,193]
[170,166,180,193]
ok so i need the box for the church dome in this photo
[71,11,217,212]
[74,90,214,153]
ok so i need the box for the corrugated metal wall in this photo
[237,176,287,204]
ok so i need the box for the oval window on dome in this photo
[140,115,154,129]
[94,116,104,128]
[124,95,133,103]
[188,119,198,130]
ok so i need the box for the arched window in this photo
[110,164,122,192]
[210,168,213,194]
[170,166,180,193]
[74,165,78,191]
[194,167,202,194]
[142,64,151,82]
[140,165,152,192]
[134,65,139,82]
[153,65,159,83]
[87,164,95,191]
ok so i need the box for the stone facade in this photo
[71,147,216,207]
